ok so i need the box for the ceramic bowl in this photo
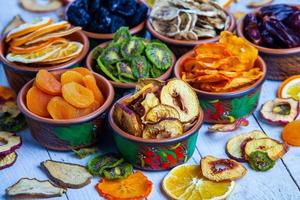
[174,50,267,124]
[17,70,114,151]
[0,31,89,92]
[146,10,236,57]
[109,94,204,171]
[86,40,176,98]
[236,6,300,80]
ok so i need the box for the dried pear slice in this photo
[150,5,179,21]
[41,160,92,189]
[2,15,25,36]
[249,151,275,171]
[6,178,66,198]
[0,152,17,170]
[226,130,267,162]
[0,132,22,157]
[244,138,288,161]
[145,42,172,70]
[160,79,200,123]
[151,19,180,37]
[19,0,63,13]
[145,104,179,123]
[141,93,160,119]
[200,155,247,182]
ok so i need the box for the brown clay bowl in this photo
[17,70,114,151]
[146,10,236,57]
[109,94,204,171]
[236,6,300,80]
[0,30,89,93]
[174,50,267,124]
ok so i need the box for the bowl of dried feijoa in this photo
[86,27,176,97]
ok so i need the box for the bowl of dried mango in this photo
[174,31,267,124]
[108,79,204,171]
[17,67,114,151]
[0,17,89,92]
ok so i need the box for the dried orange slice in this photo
[10,21,70,47]
[96,171,152,200]
[278,75,300,101]
[162,164,235,200]
[5,17,52,42]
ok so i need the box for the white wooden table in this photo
[1,0,300,199]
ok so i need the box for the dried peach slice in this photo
[82,75,105,106]
[35,70,61,95]
[62,82,94,108]
[72,67,92,76]
[26,86,53,117]
[47,96,78,119]
[61,71,83,85]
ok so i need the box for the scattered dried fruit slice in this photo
[82,75,105,106]
[0,132,21,157]
[103,162,133,180]
[201,156,247,182]
[248,151,275,171]
[6,178,66,198]
[87,154,124,176]
[244,138,288,160]
[0,86,16,101]
[140,93,160,119]
[226,130,267,162]
[282,120,300,147]
[247,0,273,8]
[162,164,235,200]
[41,160,92,189]
[96,171,152,200]
[47,96,78,120]
[0,152,17,170]
[19,0,63,13]
[278,75,300,101]
[72,147,97,159]
[61,70,83,85]
[144,104,179,123]
[208,118,249,132]
[36,70,62,95]
[2,15,25,36]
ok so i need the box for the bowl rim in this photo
[17,70,115,125]
[109,94,204,144]
[174,50,267,99]
[0,30,89,72]
[146,9,236,46]
[236,5,300,55]
[86,40,176,89]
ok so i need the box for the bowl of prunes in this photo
[66,0,149,40]
[237,4,300,80]
[108,79,204,170]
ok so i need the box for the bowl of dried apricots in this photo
[174,31,267,124]
[17,67,114,151]
[0,17,89,92]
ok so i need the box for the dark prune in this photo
[244,14,262,45]
[286,11,300,31]
[87,0,102,14]
[67,6,91,28]
[129,3,148,27]
[90,7,112,33]
[108,0,121,12]
[260,4,297,21]
[71,0,89,11]
[109,15,126,33]
[114,0,136,17]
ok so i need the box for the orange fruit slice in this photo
[61,71,84,85]
[47,96,78,119]
[278,75,300,101]
[162,164,235,200]
[282,120,300,146]
[35,69,62,95]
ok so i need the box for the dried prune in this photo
[109,15,127,33]
[286,11,300,30]
[67,6,91,29]
[129,3,148,27]
[244,14,262,45]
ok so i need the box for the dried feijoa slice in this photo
[0,152,17,170]
[113,27,131,44]
[97,58,120,82]
[143,118,183,139]
[0,132,22,157]
[249,151,275,171]
[244,138,288,161]
[87,154,124,176]
[150,66,164,78]
[116,61,135,81]
[92,47,103,60]
[145,42,172,70]
[226,130,267,162]
[131,56,150,79]
[145,104,180,123]
[103,162,133,180]
[200,156,247,182]
[99,43,122,66]
[120,37,145,58]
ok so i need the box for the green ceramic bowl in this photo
[109,94,204,171]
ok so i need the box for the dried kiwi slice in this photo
[150,66,164,78]
[131,56,150,79]
[92,47,103,60]
[113,27,131,44]
[96,58,120,82]
[249,151,275,171]
[87,153,124,176]
[145,42,172,70]
[120,37,145,58]
[103,162,133,180]
[99,43,122,66]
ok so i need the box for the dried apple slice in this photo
[226,130,267,162]
[19,0,63,13]
[144,104,179,123]
[0,132,22,157]
[140,93,160,119]
[0,152,17,170]
[121,83,154,105]
[136,78,165,91]
[244,138,288,161]
[160,79,200,123]
[200,155,247,182]
[208,118,249,132]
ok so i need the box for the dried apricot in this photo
[72,67,92,76]
[35,69,61,95]
[47,96,78,119]
[77,100,100,117]
[62,82,94,108]
[26,86,53,117]
[61,70,83,85]
[82,75,105,106]
[282,120,300,146]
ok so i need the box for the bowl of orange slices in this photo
[0,17,89,92]
[17,67,114,151]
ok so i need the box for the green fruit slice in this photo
[100,43,122,66]
[145,42,172,70]
[103,162,133,180]
[131,56,150,79]
[87,154,124,176]
[96,58,120,82]
[113,27,131,44]
[120,37,144,58]
[249,151,275,171]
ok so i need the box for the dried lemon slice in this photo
[162,164,235,200]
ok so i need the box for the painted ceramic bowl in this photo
[0,31,89,93]
[236,6,300,80]
[174,50,267,124]
[17,70,114,151]
[86,40,176,98]
[146,10,236,57]
[109,94,204,171]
